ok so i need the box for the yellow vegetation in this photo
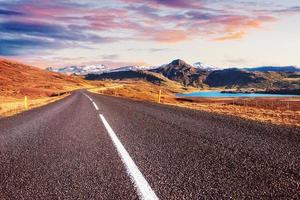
[89,80,300,128]
[0,94,68,117]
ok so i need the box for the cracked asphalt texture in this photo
[1,90,300,199]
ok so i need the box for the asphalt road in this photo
[0,90,299,199]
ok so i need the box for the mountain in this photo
[204,68,268,87]
[193,61,217,71]
[86,59,299,89]
[108,65,158,73]
[86,70,165,84]
[151,59,209,87]
[47,64,107,75]
[45,58,299,90]
[244,66,300,72]
[0,59,88,97]
[152,60,300,89]
[47,64,158,75]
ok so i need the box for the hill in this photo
[47,64,157,75]
[245,66,300,72]
[86,70,165,84]
[0,58,89,98]
[82,59,299,90]
[152,59,300,90]
[204,68,268,87]
[151,59,209,87]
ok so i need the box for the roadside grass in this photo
[0,94,69,117]
[88,80,300,128]
[176,99,300,128]
[87,80,186,104]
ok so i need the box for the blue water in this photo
[177,91,299,98]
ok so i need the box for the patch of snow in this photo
[193,62,217,71]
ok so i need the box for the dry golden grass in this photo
[0,58,100,117]
[176,100,300,128]
[0,94,69,117]
[89,80,300,128]
[0,58,94,98]
[88,80,192,103]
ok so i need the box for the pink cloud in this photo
[149,29,188,43]
[121,0,204,9]
[0,0,287,48]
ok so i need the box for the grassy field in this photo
[0,94,69,117]
[176,97,300,128]
[88,80,300,127]
[0,59,101,117]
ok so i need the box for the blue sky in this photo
[0,0,300,68]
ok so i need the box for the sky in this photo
[0,0,300,68]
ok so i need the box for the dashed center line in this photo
[99,114,159,200]
[82,92,158,200]
[92,102,99,110]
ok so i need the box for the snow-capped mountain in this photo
[47,64,158,75]
[109,66,142,73]
[193,62,217,71]
[109,65,158,72]
[47,64,107,75]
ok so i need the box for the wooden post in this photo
[157,89,162,103]
[271,101,274,109]
[24,96,29,110]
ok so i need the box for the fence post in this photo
[271,101,274,109]
[24,96,29,110]
[157,89,162,103]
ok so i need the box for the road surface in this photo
[0,90,299,199]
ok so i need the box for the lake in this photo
[177,91,300,98]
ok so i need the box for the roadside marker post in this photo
[157,89,162,103]
[24,96,29,110]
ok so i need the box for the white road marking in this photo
[83,93,93,102]
[92,102,99,110]
[83,93,99,110]
[99,114,159,200]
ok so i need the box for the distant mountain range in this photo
[46,64,106,75]
[47,65,157,75]
[47,61,300,76]
[84,59,300,91]
[244,66,300,72]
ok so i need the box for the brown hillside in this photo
[0,58,88,98]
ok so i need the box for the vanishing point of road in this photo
[0,90,299,199]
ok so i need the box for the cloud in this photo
[0,20,120,55]
[100,54,120,60]
[0,38,58,56]
[122,0,203,9]
[0,9,24,16]
[272,6,300,14]
[148,29,188,43]
[0,21,103,42]
[214,31,245,41]
[0,0,297,57]
[225,58,248,65]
